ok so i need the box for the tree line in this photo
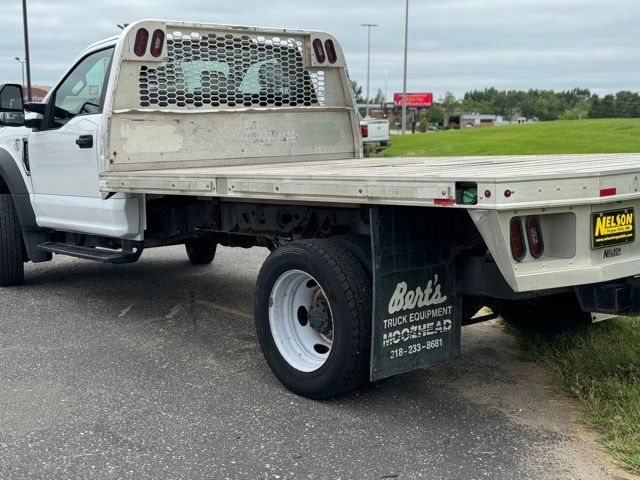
[423,89,640,124]
[422,88,640,124]
[351,81,640,122]
[460,88,640,121]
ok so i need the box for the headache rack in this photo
[138,31,325,109]
[102,20,359,173]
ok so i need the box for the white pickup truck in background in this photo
[359,116,390,152]
[0,20,638,399]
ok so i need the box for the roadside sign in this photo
[393,92,433,108]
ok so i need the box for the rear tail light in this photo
[134,28,149,56]
[312,38,326,63]
[150,29,165,57]
[361,124,369,138]
[325,39,337,64]
[510,217,526,261]
[526,216,544,258]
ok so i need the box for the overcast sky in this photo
[1,0,638,99]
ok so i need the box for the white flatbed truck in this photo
[0,20,638,399]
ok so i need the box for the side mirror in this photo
[23,102,46,131]
[24,102,46,114]
[0,84,25,127]
[24,117,43,129]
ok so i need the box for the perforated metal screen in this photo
[139,30,326,108]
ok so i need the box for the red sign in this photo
[22,86,50,103]
[393,92,433,108]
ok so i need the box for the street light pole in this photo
[578,94,588,121]
[361,23,378,117]
[401,0,409,135]
[14,57,25,88]
[384,68,388,106]
[21,0,32,102]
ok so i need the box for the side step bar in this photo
[38,242,142,264]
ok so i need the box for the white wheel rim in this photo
[269,270,334,372]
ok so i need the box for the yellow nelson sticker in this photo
[592,208,635,249]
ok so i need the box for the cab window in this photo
[53,47,113,122]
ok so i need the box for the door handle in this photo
[75,135,93,149]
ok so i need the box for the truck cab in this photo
[1,38,139,240]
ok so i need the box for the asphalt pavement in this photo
[0,246,630,479]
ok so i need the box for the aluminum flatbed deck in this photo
[100,153,640,210]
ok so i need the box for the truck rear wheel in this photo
[185,237,217,265]
[254,239,371,399]
[0,194,25,286]
[326,234,372,278]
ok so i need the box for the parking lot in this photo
[0,246,629,479]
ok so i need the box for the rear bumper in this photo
[517,258,640,292]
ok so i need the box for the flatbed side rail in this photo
[100,153,640,210]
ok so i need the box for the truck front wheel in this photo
[0,194,25,286]
[185,237,217,265]
[254,239,371,399]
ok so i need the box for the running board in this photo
[38,242,141,264]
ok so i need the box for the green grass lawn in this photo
[515,319,640,473]
[379,118,640,157]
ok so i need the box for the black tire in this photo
[497,292,591,334]
[326,234,372,278]
[185,237,217,265]
[254,239,372,399]
[0,194,25,286]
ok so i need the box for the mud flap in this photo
[370,206,461,381]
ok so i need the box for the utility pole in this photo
[14,57,25,88]
[21,0,32,101]
[401,0,409,134]
[361,23,378,117]
[578,94,588,120]
[384,68,388,106]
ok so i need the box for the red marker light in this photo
[134,28,149,57]
[150,29,165,57]
[325,39,337,64]
[600,187,617,197]
[434,198,456,206]
[312,38,326,63]
[510,217,526,261]
[526,216,544,258]
[360,124,368,138]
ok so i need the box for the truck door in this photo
[28,46,139,238]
